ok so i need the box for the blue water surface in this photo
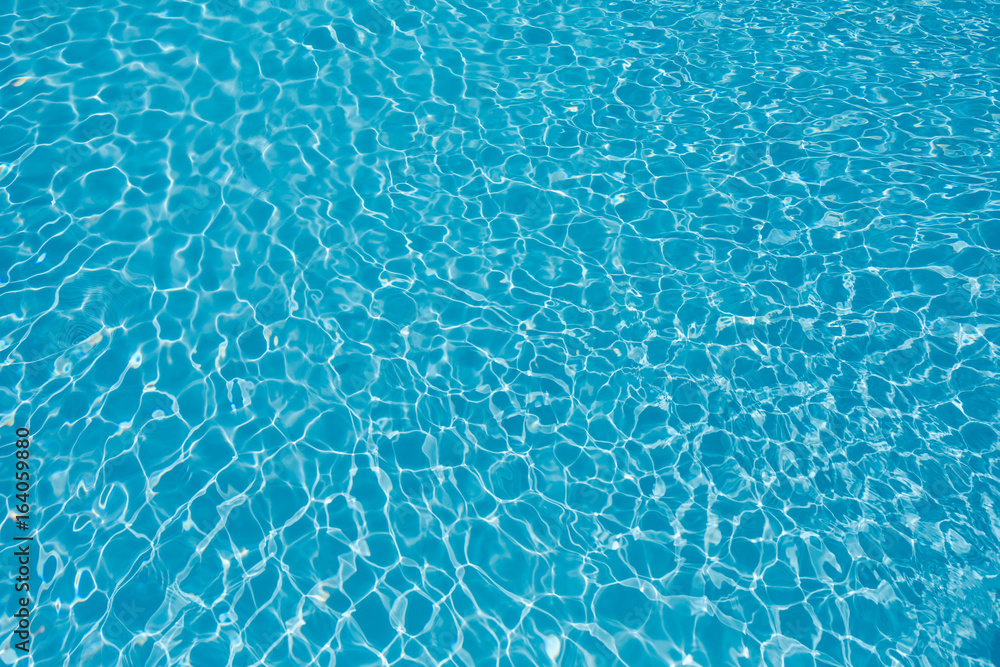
[2,0,1000,665]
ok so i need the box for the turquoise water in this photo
[2,0,1000,665]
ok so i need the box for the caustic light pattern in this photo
[1,0,1000,666]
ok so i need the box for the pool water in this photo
[2,0,1000,665]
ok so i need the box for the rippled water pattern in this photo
[2,0,1000,665]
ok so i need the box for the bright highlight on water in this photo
[1,1,999,666]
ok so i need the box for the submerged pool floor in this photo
[2,0,1000,665]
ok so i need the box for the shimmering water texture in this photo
[2,0,1000,665]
